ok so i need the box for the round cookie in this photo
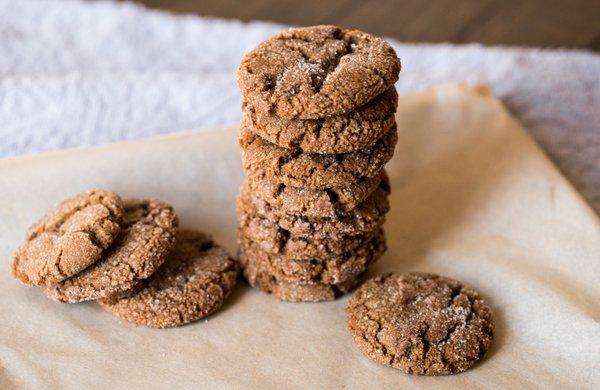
[237,25,401,119]
[98,230,239,328]
[11,190,124,286]
[247,169,388,218]
[346,272,494,375]
[242,87,397,154]
[239,228,385,285]
[45,199,179,303]
[244,259,365,302]
[240,120,397,189]
[237,180,390,238]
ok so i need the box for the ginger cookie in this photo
[242,87,397,154]
[239,228,385,285]
[11,190,124,286]
[238,180,389,238]
[243,258,365,302]
[240,121,397,189]
[246,170,387,218]
[237,25,400,119]
[45,199,178,303]
[346,272,494,375]
[98,230,239,328]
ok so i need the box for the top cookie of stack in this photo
[236,25,400,302]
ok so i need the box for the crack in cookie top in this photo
[237,25,401,119]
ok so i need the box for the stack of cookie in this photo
[11,190,239,328]
[236,25,401,302]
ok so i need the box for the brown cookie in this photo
[242,87,397,154]
[237,25,400,119]
[243,258,365,302]
[11,190,124,286]
[246,170,386,218]
[346,272,494,375]
[240,121,397,189]
[98,230,239,328]
[45,199,179,303]
[239,228,385,285]
[238,180,389,238]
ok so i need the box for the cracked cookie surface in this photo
[98,229,239,328]
[240,121,397,189]
[45,199,179,303]
[238,180,389,238]
[243,87,397,154]
[237,25,400,119]
[346,272,494,375]
[246,171,386,218]
[239,228,385,285]
[11,190,124,286]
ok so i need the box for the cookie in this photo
[242,87,397,154]
[98,230,239,328]
[240,121,397,189]
[239,228,385,285]
[237,25,400,119]
[243,258,365,302]
[238,180,389,238]
[45,199,179,303]
[11,190,124,286]
[346,272,494,375]
[246,170,387,218]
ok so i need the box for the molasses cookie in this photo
[98,230,239,328]
[237,25,400,119]
[240,121,397,189]
[242,87,397,154]
[246,171,387,218]
[239,228,385,285]
[45,199,178,303]
[346,272,494,375]
[238,180,389,238]
[11,190,124,286]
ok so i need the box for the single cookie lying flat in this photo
[12,190,124,286]
[99,230,239,328]
[346,272,494,375]
[239,228,385,285]
[45,199,179,303]
[243,258,365,302]
[247,170,387,218]
[242,87,397,154]
[240,120,397,189]
[238,180,389,238]
[237,25,400,119]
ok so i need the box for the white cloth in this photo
[0,0,599,211]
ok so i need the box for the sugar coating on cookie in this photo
[11,190,124,286]
[237,25,400,119]
[243,87,397,154]
[239,228,386,285]
[240,120,397,189]
[346,272,494,375]
[98,230,239,328]
[45,199,179,303]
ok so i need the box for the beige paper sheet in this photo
[0,84,598,389]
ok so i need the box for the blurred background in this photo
[132,0,600,50]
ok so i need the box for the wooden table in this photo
[135,0,600,51]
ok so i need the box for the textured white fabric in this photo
[0,0,599,210]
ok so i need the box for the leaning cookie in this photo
[98,230,239,328]
[237,25,400,119]
[12,190,124,286]
[240,120,397,189]
[45,199,178,303]
[346,272,494,375]
[242,87,397,154]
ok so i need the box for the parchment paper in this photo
[0,84,598,389]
